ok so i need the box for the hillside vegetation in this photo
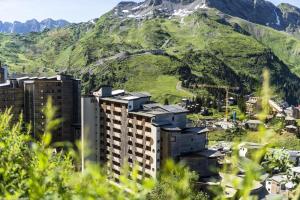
[1,10,300,104]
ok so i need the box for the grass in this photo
[125,75,192,104]
[229,16,300,75]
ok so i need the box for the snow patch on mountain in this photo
[173,9,193,17]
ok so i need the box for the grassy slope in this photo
[126,75,192,103]
[228,16,300,75]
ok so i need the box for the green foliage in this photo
[208,129,246,142]
[147,160,209,200]
[0,109,32,199]
[262,149,293,174]
[230,17,300,75]
[164,98,169,105]
[237,96,246,114]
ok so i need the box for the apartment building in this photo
[82,86,209,181]
[0,65,81,143]
[0,78,24,123]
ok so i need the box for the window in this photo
[170,136,176,142]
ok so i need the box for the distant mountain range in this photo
[0,19,70,34]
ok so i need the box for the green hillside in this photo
[1,10,300,104]
[227,16,300,75]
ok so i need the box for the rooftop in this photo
[101,90,151,104]
[0,80,10,87]
[285,116,296,121]
[246,120,263,124]
[196,149,223,158]
[291,166,300,173]
[100,89,188,117]
[268,174,288,183]
[288,150,300,157]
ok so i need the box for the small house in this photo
[288,151,300,166]
[285,116,296,126]
[290,167,300,179]
[285,125,298,134]
[265,174,291,197]
[245,120,263,131]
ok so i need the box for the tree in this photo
[147,160,209,200]
[237,95,246,113]
[261,149,293,175]
[164,98,169,105]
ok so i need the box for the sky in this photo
[0,0,299,23]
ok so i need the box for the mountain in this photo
[115,0,300,36]
[0,19,70,34]
[1,0,300,105]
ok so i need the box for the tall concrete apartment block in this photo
[0,66,81,143]
[82,86,208,181]
[0,66,23,123]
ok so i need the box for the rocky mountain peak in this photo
[114,0,208,19]
[114,0,300,36]
[145,0,197,6]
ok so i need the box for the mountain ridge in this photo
[0,18,70,34]
[115,0,300,36]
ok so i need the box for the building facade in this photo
[0,65,8,83]
[82,86,208,181]
[0,66,81,143]
[246,97,261,116]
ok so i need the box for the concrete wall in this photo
[154,113,187,129]
[129,97,151,111]
[160,130,207,162]
[173,113,187,128]
[180,156,219,178]
[81,97,100,171]
[149,125,161,177]
[169,132,207,157]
